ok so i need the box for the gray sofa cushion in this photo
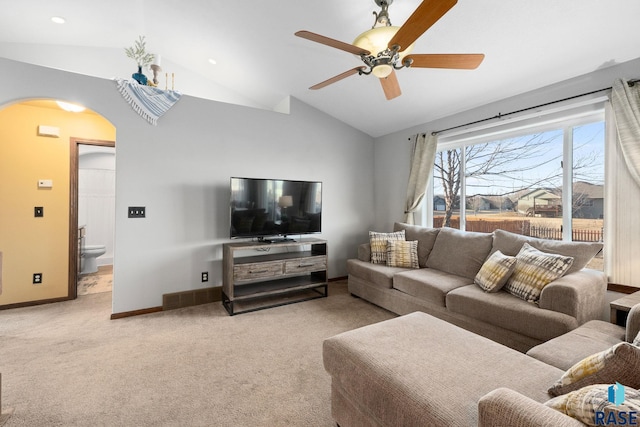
[491,229,602,275]
[346,259,410,290]
[527,320,626,370]
[446,285,578,341]
[425,227,493,279]
[393,222,440,267]
[393,268,473,307]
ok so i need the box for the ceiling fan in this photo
[295,0,484,100]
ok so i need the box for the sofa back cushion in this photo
[393,222,440,268]
[425,227,494,279]
[491,229,602,274]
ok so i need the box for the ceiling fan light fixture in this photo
[353,26,414,60]
[372,64,393,78]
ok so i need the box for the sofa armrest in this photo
[478,388,584,427]
[357,243,371,262]
[626,303,640,342]
[539,269,606,324]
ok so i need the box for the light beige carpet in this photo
[0,281,394,426]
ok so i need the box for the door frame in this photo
[68,138,116,299]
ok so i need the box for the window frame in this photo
[423,98,606,242]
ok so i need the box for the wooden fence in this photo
[432,217,603,242]
[530,225,603,242]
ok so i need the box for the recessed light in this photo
[51,16,66,24]
[56,101,85,113]
[208,58,217,65]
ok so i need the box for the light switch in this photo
[128,206,146,218]
[38,179,53,188]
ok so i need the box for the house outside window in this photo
[429,105,605,270]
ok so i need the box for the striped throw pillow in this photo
[386,240,419,269]
[369,230,405,264]
[474,250,517,292]
[546,384,640,425]
[504,243,574,303]
[548,342,640,396]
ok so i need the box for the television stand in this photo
[222,238,328,315]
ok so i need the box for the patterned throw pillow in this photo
[504,243,574,303]
[546,384,640,425]
[548,342,640,396]
[474,250,517,292]
[369,230,405,264]
[386,240,419,269]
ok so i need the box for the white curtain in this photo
[404,133,437,224]
[611,78,640,188]
[607,81,640,287]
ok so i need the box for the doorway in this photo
[0,100,116,310]
[69,138,116,299]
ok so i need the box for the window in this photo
[429,106,605,270]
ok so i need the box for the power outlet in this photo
[201,272,209,282]
[33,273,43,284]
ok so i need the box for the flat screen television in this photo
[230,177,322,240]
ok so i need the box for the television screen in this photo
[230,177,322,239]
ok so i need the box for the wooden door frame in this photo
[68,138,116,299]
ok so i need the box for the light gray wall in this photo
[0,58,375,314]
[372,57,640,231]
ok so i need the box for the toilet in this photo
[81,244,106,274]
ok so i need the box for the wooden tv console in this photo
[222,238,328,315]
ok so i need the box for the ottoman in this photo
[323,312,566,427]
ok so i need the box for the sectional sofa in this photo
[346,222,606,352]
[323,306,640,426]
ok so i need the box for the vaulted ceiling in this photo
[1,0,639,137]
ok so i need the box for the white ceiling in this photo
[1,0,640,137]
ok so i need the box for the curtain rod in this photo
[429,78,640,136]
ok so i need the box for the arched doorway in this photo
[0,99,116,309]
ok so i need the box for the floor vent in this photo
[162,287,221,311]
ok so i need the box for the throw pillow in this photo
[474,250,517,292]
[546,383,640,426]
[386,240,419,269]
[504,243,574,303]
[634,330,640,347]
[491,229,602,275]
[548,342,640,396]
[369,230,405,264]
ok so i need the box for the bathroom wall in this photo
[78,145,115,266]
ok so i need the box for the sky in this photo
[433,120,605,199]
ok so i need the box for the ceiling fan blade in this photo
[309,67,365,90]
[388,0,457,51]
[295,30,370,56]
[379,70,402,100]
[405,53,485,69]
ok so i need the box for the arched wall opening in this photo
[0,98,116,309]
